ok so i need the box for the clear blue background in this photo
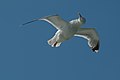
[0,0,120,80]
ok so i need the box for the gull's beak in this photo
[77,12,86,24]
[78,12,82,18]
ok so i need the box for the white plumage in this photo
[22,13,100,53]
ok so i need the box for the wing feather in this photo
[74,28,99,53]
[22,15,70,30]
[40,15,70,30]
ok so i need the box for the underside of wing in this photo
[74,28,99,53]
[40,15,70,30]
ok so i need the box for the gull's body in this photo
[22,13,99,52]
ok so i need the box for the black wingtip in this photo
[92,41,99,53]
[22,19,39,26]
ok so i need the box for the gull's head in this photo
[78,12,86,24]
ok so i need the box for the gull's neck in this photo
[70,18,82,26]
[77,18,83,25]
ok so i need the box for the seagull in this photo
[22,13,100,53]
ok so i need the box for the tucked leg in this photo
[48,31,63,47]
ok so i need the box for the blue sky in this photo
[0,0,120,80]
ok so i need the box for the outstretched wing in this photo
[22,15,70,30]
[74,28,99,53]
[40,15,70,30]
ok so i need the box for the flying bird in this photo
[22,13,100,53]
